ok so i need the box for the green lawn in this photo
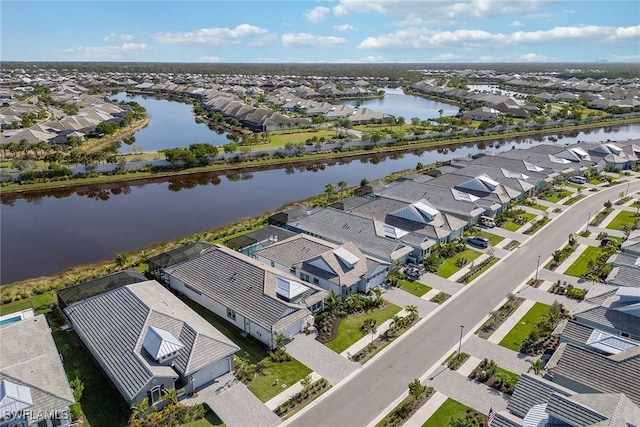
[606,210,639,231]
[471,231,505,246]
[325,303,402,353]
[499,302,552,352]
[503,212,536,232]
[436,249,482,278]
[540,190,571,203]
[564,182,584,190]
[185,300,268,363]
[248,359,312,402]
[422,398,484,427]
[397,279,431,297]
[266,129,344,146]
[0,291,56,315]
[52,329,129,427]
[563,246,603,277]
[495,367,520,387]
[530,203,548,211]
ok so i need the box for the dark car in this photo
[467,236,489,248]
[600,237,615,247]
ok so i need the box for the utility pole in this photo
[535,255,541,282]
[458,325,464,357]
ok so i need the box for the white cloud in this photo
[281,33,348,48]
[64,43,150,60]
[431,53,462,61]
[247,34,276,47]
[518,52,556,62]
[334,24,358,32]
[304,6,330,23]
[155,24,268,45]
[508,20,523,28]
[198,56,220,62]
[336,0,552,21]
[103,32,133,41]
[333,4,350,17]
[358,24,640,50]
[337,55,385,63]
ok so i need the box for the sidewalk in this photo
[464,334,530,374]
[403,392,448,427]
[341,309,408,358]
[382,285,438,319]
[487,299,536,344]
[265,372,323,410]
[488,226,528,242]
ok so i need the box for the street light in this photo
[586,212,591,232]
[458,325,464,356]
[535,255,541,283]
[626,182,630,196]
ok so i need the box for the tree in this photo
[405,305,418,320]
[129,397,149,421]
[272,333,287,350]
[360,318,378,343]
[408,379,426,400]
[300,374,313,394]
[526,358,544,376]
[337,180,347,197]
[438,109,444,118]
[326,290,340,312]
[360,178,369,187]
[162,387,179,405]
[604,200,612,210]
[324,182,336,201]
[223,142,239,154]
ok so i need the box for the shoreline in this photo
[2,117,638,198]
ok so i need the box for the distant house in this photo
[462,106,502,121]
[0,315,75,427]
[163,245,328,347]
[63,280,239,406]
[255,234,390,298]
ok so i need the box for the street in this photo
[286,179,640,427]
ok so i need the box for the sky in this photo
[2,0,639,63]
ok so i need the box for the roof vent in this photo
[143,326,184,362]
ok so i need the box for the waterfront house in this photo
[63,280,239,406]
[163,245,328,347]
[255,234,390,298]
[0,315,75,427]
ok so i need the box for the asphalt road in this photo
[287,179,640,427]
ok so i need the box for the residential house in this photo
[490,373,640,426]
[278,207,417,263]
[255,234,390,298]
[63,280,239,406]
[164,245,328,348]
[0,315,75,427]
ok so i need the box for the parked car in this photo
[568,176,587,184]
[600,237,615,247]
[479,216,496,228]
[467,236,489,248]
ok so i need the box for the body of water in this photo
[110,92,230,153]
[2,92,638,284]
[338,87,460,120]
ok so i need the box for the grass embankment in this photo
[499,302,552,352]
[326,303,402,353]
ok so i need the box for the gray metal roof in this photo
[574,305,640,337]
[256,234,385,288]
[64,280,239,403]
[561,319,595,345]
[607,252,640,269]
[165,245,327,332]
[546,392,608,425]
[0,315,75,424]
[507,373,573,418]
[547,343,640,405]
[286,207,412,261]
[605,265,640,288]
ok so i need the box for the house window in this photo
[150,386,162,404]
[313,278,319,285]
[37,421,48,427]
[290,267,296,274]
[51,420,62,427]
[621,332,630,338]
[301,273,310,282]
[227,308,236,321]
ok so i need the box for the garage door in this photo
[192,357,232,389]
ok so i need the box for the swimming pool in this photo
[0,315,22,326]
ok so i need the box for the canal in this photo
[2,91,638,284]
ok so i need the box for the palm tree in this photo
[405,305,418,320]
[360,318,378,343]
[162,387,179,405]
[370,287,384,305]
[391,315,404,328]
[526,358,544,376]
[272,333,287,350]
[494,371,509,387]
[324,182,336,202]
[337,180,347,198]
[326,290,340,312]
[129,397,149,421]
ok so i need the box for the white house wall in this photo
[189,356,234,390]
[361,264,389,292]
